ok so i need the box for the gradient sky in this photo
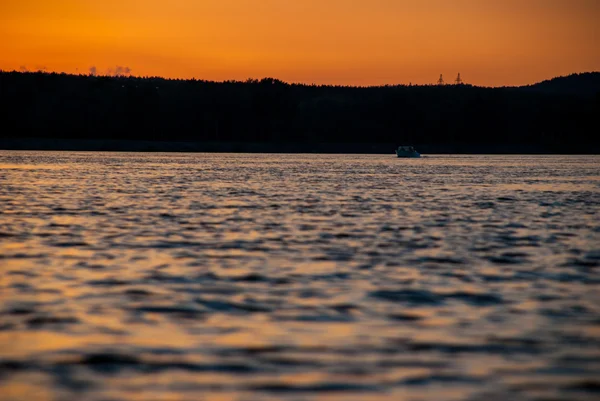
[1,0,598,86]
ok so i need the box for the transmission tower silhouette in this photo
[437,74,445,85]
[455,73,463,85]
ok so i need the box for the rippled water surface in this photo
[1,151,599,401]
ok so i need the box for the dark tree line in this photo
[1,71,599,152]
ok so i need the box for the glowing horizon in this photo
[1,0,598,87]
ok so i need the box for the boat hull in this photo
[396,150,421,158]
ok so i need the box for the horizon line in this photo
[1,69,598,89]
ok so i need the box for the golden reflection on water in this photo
[0,374,53,401]
[0,331,102,358]
[0,152,599,400]
[0,163,66,170]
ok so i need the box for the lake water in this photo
[1,151,599,401]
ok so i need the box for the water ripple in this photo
[1,152,599,400]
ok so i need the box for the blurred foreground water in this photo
[1,152,599,401]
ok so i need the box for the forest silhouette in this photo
[1,71,598,153]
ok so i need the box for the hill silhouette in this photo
[518,72,600,96]
[1,71,598,153]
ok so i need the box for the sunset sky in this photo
[1,0,598,86]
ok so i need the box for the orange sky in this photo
[0,0,598,86]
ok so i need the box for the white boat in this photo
[395,146,421,158]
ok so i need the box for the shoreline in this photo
[1,138,598,155]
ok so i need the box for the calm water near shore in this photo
[1,151,599,401]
